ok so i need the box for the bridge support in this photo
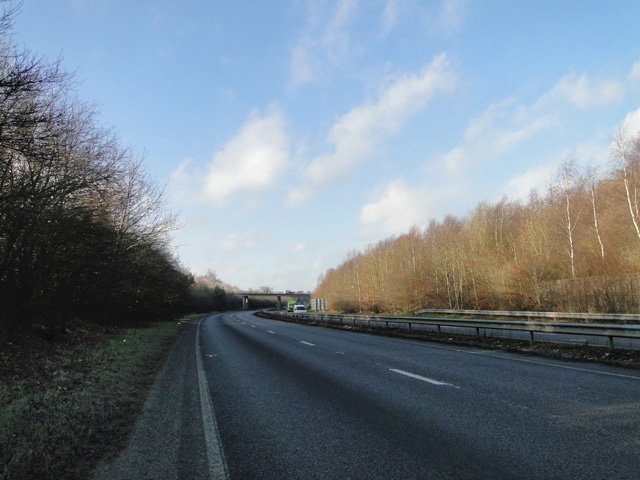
[242,295,249,310]
[276,296,281,310]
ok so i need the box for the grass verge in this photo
[0,318,186,480]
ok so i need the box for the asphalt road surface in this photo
[94,311,640,479]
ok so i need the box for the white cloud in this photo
[545,73,624,109]
[290,0,358,85]
[435,71,622,176]
[630,58,640,81]
[500,114,617,202]
[202,107,289,206]
[169,158,202,205]
[438,0,466,33]
[359,181,437,236]
[463,97,523,141]
[381,0,400,36]
[503,162,557,201]
[440,110,557,174]
[324,0,358,57]
[289,54,455,204]
[500,94,637,203]
[169,107,290,207]
[621,106,640,133]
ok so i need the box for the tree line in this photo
[315,128,640,315]
[0,4,238,339]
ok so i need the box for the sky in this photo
[11,0,640,292]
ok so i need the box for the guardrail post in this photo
[475,327,480,339]
[530,331,535,345]
[609,336,614,350]
[408,322,412,331]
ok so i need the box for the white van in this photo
[293,305,307,313]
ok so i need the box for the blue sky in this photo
[12,0,640,292]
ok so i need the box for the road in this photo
[94,311,640,479]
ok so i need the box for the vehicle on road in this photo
[286,300,296,312]
[293,305,307,313]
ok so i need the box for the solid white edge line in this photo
[300,341,316,346]
[389,368,455,387]
[196,318,229,480]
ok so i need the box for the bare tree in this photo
[0,6,192,337]
[585,164,605,262]
[611,127,640,242]
[552,157,582,278]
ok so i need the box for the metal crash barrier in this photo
[276,310,640,350]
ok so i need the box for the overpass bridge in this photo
[237,292,311,310]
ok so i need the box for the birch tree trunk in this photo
[612,128,640,242]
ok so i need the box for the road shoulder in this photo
[92,317,217,480]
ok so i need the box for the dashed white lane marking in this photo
[390,368,456,387]
[251,325,256,328]
[351,332,640,381]
[300,341,316,346]
[267,331,276,334]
